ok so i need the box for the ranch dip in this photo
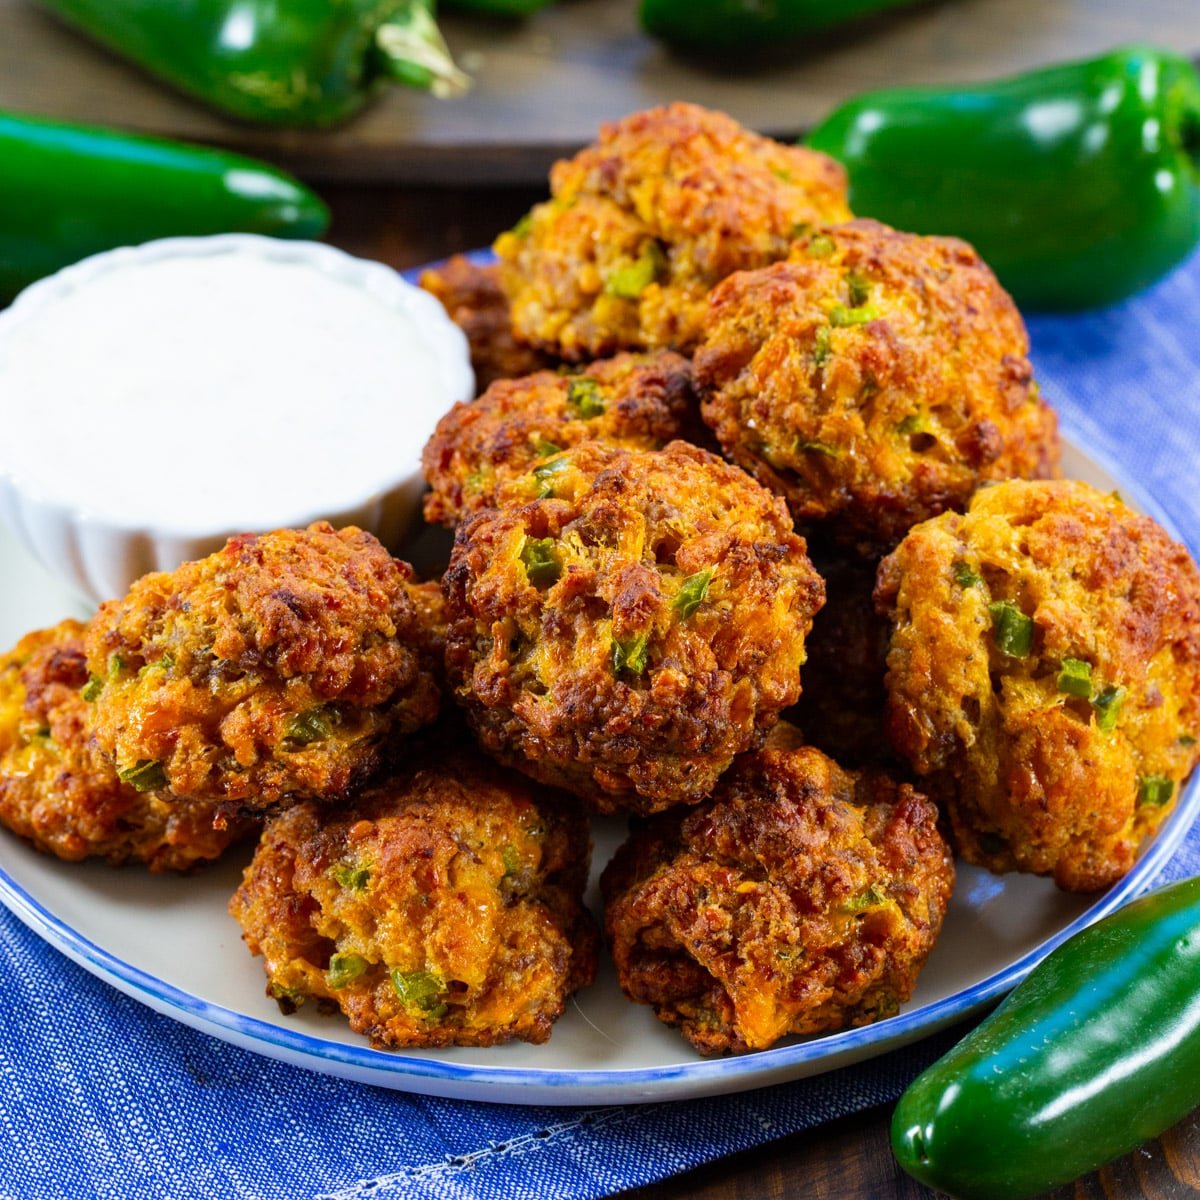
[0,241,471,534]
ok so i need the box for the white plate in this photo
[0,438,1197,1106]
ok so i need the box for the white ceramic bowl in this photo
[0,235,473,602]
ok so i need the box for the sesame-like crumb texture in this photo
[601,729,953,1055]
[422,351,700,527]
[695,220,1060,550]
[229,747,597,1048]
[84,523,442,810]
[876,480,1200,892]
[0,620,248,870]
[495,102,851,360]
[444,441,825,815]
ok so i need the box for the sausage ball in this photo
[419,254,555,393]
[494,102,851,361]
[444,440,826,815]
[876,480,1200,892]
[84,523,443,812]
[695,220,1061,551]
[421,351,700,527]
[786,546,894,769]
[0,621,247,870]
[229,747,598,1048]
[601,726,954,1055]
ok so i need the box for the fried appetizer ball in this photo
[602,727,954,1055]
[786,548,893,768]
[229,748,598,1048]
[876,480,1200,892]
[419,254,555,392]
[84,524,442,811]
[422,351,699,527]
[495,102,851,361]
[0,621,245,870]
[695,220,1061,551]
[444,440,826,815]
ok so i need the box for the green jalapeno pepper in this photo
[443,0,554,16]
[805,45,1200,311]
[892,874,1200,1200]
[639,0,923,51]
[36,0,468,127]
[0,109,329,303]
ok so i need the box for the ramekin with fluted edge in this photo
[0,234,473,602]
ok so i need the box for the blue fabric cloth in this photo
[3,249,1200,1200]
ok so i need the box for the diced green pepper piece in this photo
[988,601,1034,657]
[1138,775,1175,806]
[81,675,104,702]
[1091,684,1126,732]
[796,439,840,458]
[285,707,335,746]
[332,863,371,891]
[812,325,832,366]
[952,562,982,589]
[898,413,928,435]
[846,271,872,307]
[830,302,880,327]
[520,537,561,587]
[604,241,667,299]
[673,569,714,620]
[844,883,886,911]
[807,233,837,258]
[326,953,368,990]
[612,632,650,676]
[531,455,568,499]
[566,377,606,419]
[117,759,167,793]
[1056,658,1093,698]
[390,968,447,1017]
[533,438,562,458]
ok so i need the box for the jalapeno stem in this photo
[373,0,471,99]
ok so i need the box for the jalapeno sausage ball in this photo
[84,523,443,811]
[421,351,700,527]
[494,102,851,361]
[444,440,826,815]
[695,220,1061,551]
[229,746,597,1049]
[601,726,954,1055]
[0,621,247,870]
[876,480,1200,892]
[419,254,555,393]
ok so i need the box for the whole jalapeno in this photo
[805,45,1200,311]
[640,0,925,52]
[35,0,469,127]
[892,874,1200,1200]
[0,108,329,303]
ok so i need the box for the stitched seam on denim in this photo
[312,1108,642,1199]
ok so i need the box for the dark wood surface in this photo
[0,0,1195,183]
[328,184,1200,1200]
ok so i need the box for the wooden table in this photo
[5,0,1200,1192]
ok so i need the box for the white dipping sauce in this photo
[0,245,470,534]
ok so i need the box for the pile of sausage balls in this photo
[4,104,1199,1059]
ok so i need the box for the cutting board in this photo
[0,0,1194,184]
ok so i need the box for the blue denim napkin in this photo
[3,249,1200,1200]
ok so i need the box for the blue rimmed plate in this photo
[0,434,1196,1106]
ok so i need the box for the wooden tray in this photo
[0,0,1193,184]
